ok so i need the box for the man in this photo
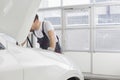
[30,14,61,53]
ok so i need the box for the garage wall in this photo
[93,53,120,76]
[64,52,120,76]
[64,52,91,73]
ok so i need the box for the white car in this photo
[0,0,84,80]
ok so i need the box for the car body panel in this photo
[0,50,23,80]
[0,32,84,80]
[7,43,84,80]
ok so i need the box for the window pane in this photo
[95,0,120,3]
[66,9,89,26]
[95,6,120,25]
[38,10,61,27]
[95,29,120,51]
[39,0,61,8]
[63,0,91,6]
[65,29,90,51]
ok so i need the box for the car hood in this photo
[0,0,41,43]
[7,44,73,70]
[33,49,72,65]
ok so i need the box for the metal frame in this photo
[90,5,95,74]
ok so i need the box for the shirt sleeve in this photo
[44,21,54,31]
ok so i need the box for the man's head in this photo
[30,14,40,31]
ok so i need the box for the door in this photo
[63,7,92,73]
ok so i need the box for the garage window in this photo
[39,0,61,8]
[65,29,90,51]
[95,6,120,25]
[94,5,120,52]
[64,9,90,51]
[94,29,120,52]
[66,10,89,26]
[38,0,120,53]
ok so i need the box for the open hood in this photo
[0,0,41,43]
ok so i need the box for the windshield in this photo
[0,42,5,50]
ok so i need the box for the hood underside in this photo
[0,0,41,43]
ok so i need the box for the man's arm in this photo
[48,30,56,51]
